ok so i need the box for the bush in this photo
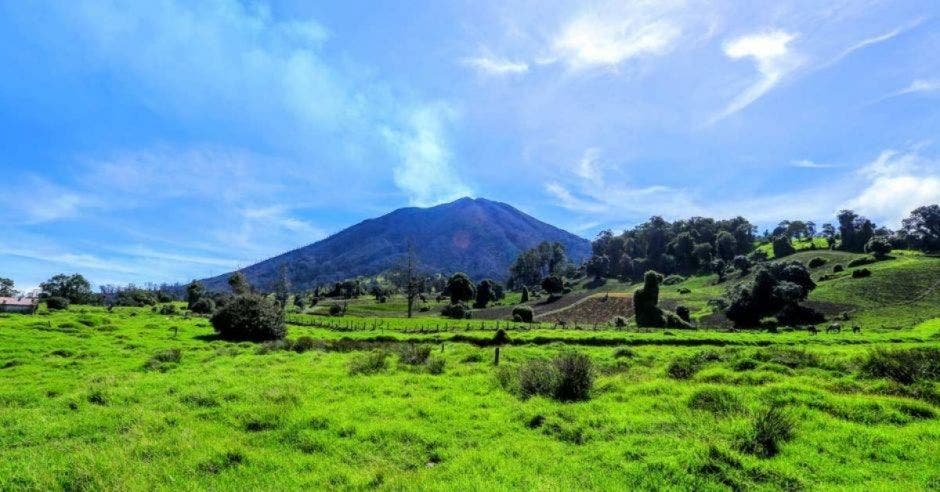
[46,297,70,311]
[492,328,509,345]
[667,356,702,379]
[553,352,594,402]
[772,235,796,258]
[807,257,827,268]
[514,352,595,401]
[190,297,215,314]
[210,295,286,342]
[398,344,432,365]
[738,405,794,458]
[144,348,182,371]
[614,346,635,358]
[512,306,534,323]
[847,256,876,268]
[348,350,389,375]
[293,336,317,353]
[864,236,892,258]
[613,316,628,328]
[861,348,940,384]
[832,264,844,273]
[159,304,178,315]
[851,268,871,278]
[441,302,472,319]
[676,306,691,324]
[328,304,343,316]
[426,357,446,374]
[688,387,741,415]
[662,274,686,285]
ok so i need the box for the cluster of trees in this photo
[440,272,508,318]
[587,216,757,281]
[725,261,822,327]
[507,241,576,288]
[0,277,17,297]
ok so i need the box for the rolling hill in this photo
[202,197,591,292]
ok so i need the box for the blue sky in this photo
[1,0,938,290]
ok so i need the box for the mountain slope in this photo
[202,197,591,291]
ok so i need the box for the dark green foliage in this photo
[662,274,686,285]
[512,306,534,323]
[584,255,610,279]
[540,275,564,295]
[398,344,432,365]
[0,277,15,297]
[837,209,875,253]
[145,348,182,371]
[861,348,940,384]
[228,271,252,295]
[158,304,178,315]
[186,281,205,309]
[509,241,570,288]
[864,236,892,258]
[633,271,691,328]
[688,387,741,415]
[667,356,701,379]
[328,304,343,316]
[190,297,215,314]
[676,306,691,324]
[520,286,529,303]
[738,405,794,458]
[732,255,751,274]
[725,261,821,328]
[771,235,795,258]
[808,257,826,268]
[493,328,509,345]
[40,274,94,304]
[852,268,871,278]
[473,279,497,308]
[348,350,389,375]
[613,316,628,328]
[441,302,472,319]
[45,297,70,310]
[902,204,940,252]
[210,295,286,342]
[832,264,844,273]
[426,357,446,374]
[518,359,558,399]
[444,273,475,304]
[293,336,317,353]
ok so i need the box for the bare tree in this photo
[390,241,423,318]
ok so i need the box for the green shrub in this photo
[328,304,343,316]
[512,306,534,323]
[613,316,628,328]
[441,302,472,319]
[738,405,794,458]
[667,356,702,379]
[613,347,635,358]
[190,297,215,314]
[847,256,876,268]
[662,274,686,285]
[832,264,844,273]
[46,297,70,310]
[518,359,558,399]
[348,350,389,375]
[210,295,286,342]
[553,352,595,402]
[145,348,182,371]
[493,328,509,345]
[688,387,741,415]
[398,344,432,365]
[861,348,940,384]
[293,336,317,353]
[808,257,827,268]
[851,268,871,278]
[158,304,178,315]
[426,357,446,374]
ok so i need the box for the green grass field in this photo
[1,251,938,490]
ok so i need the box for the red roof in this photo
[0,297,38,306]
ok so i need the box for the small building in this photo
[0,297,38,314]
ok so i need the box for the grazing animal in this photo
[807,325,819,335]
[852,324,861,334]
[827,323,841,333]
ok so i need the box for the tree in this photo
[693,243,714,269]
[902,204,940,252]
[521,286,530,303]
[390,243,424,317]
[541,275,565,295]
[711,259,727,283]
[632,271,691,328]
[584,255,610,280]
[725,261,822,328]
[273,265,291,306]
[715,231,736,261]
[474,279,498,309]
[0,277,15,297]
[864,236,892,259]
[210,295,286,342]
[40,274,93,304]
[228,271,251,295]
[772,235,795,258]
[821,223,836,249]
[444,273,475,304]
[733,255,752,274]
[186,281,205,309]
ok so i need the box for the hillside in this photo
[202,197,591,292]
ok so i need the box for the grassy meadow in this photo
[1,251,938,490]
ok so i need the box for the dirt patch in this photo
[473,292,594,320]
[536,294,634,324]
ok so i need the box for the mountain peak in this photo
[201,198,591,291]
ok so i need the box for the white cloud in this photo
[886,79,940,99]
[383,104,472,207]
[791,159,839,169]
[553,12,681,69]
[822,17,924,69]
[844,149,940,226]
[0,177,101,224]
[711,30,801,123]
[462,56,529,75]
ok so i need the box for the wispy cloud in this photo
[710,30,802,123]
[0,177,101,224]
[791,159,839,169]
[462,56,529,75]
[382,103,472,207]
[821,17,925,69]
[553,12,681,69]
